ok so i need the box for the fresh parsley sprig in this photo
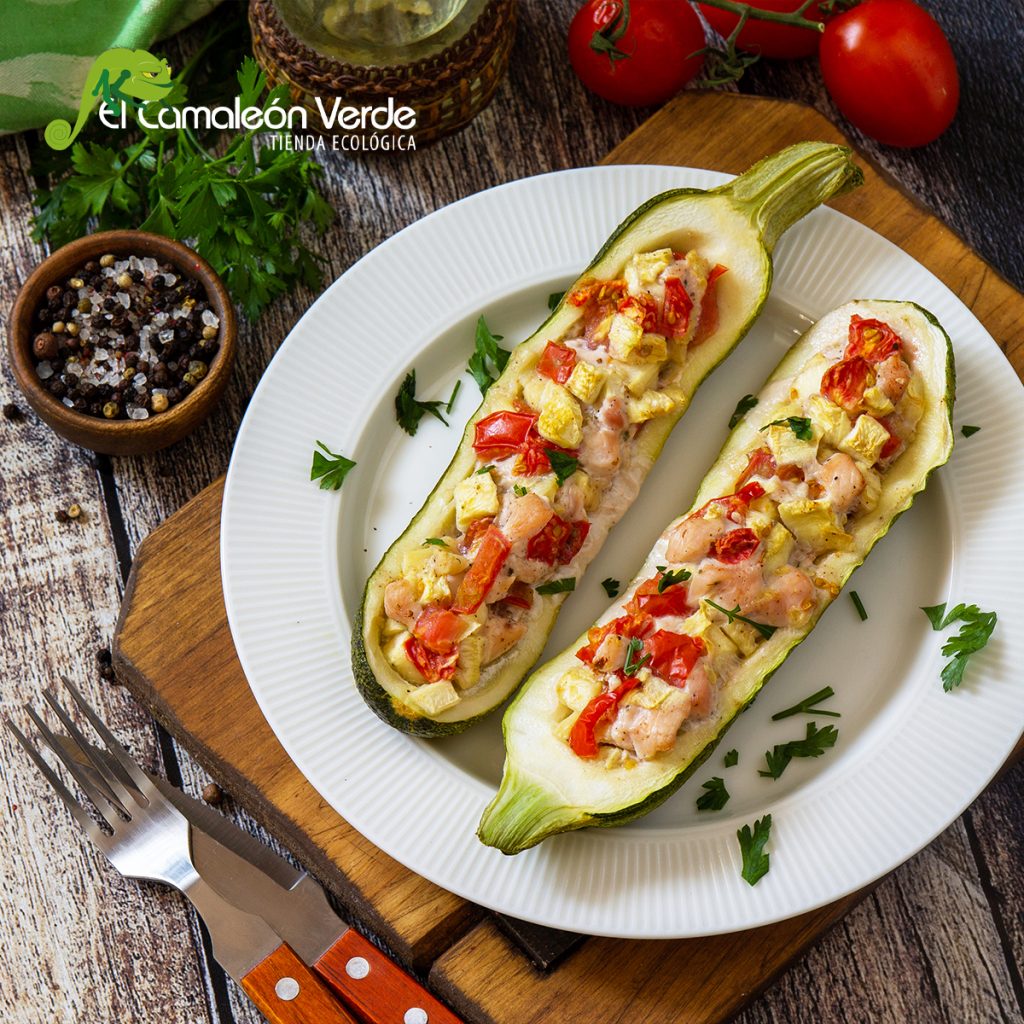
[537,578,576,595]
[704,599,777,640]
[395,370,459,436]
[623,636,651,677]
[961,424,981,437]
[922,602,998,691]
[546,449,579,486]
[724,749,739,768]
[696,776,730,811]
[759,721,839,780]
[310,441,355,491]
[729,394,758,429]
[771,686,840,721]
[31,56,335,319]
[656,566,692,593]
[601,578,621,598]
[761,416,813,442]
[548,290,565,311]
[737,814,773,886]
[467,316,511,395]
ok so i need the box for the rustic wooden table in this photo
[2,2,1021,1022]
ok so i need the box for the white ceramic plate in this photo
[222,166,1024,939]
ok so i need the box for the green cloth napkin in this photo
[0,0,223,134]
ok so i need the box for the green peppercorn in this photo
[150,393,169,414]
[123,367,135,380]
[52,321,65,334]
[99,254,115,268]
[102,401,119,419]
[201,325,217,340]
[187,360,208,381]
[68,277,84,289]
[116,272,132,289]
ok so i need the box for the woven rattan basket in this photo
[249,0,517,146]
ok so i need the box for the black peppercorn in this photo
[3,402,22,420]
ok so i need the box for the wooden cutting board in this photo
[113,91,1024,1023]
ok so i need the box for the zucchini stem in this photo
[720,141,864,253]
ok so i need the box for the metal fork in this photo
[6,678,357,1024]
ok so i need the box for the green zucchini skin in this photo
[353,143,864,737]
[478,300,955,854]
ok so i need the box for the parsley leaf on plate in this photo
[467,316,511,395]
[601,577,620,598]
[696,776,730,811]
[921,602,997,691]
[737,814,772,886]
[771,686,840,721]
[395,369,454,436]
[759,721,839,779]
[961,424,981,438]
[548,290,565,311]
[724,749,739,768]
[310,441,355,491]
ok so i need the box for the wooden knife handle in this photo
[315,929,463,1024]
[241,942,361,1024]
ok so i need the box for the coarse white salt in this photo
[162,273,177,286]
[159,329,174,344]
[37,361,53,379]
[142,257,157,272]
[133,374,147,388]
[66,362,83,377]
[62,397,74,408]
[151,388,168,397]
[201,310,219,327]
[116,292,130,308]
[127,406,149,420]
[93,348,108,361]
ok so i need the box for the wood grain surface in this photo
[2,2,1022,1022]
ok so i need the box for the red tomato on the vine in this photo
[568,0,706,107]
[820,0,959,147]
[699,1,827,59]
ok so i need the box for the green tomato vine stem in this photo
[696,0,826,32]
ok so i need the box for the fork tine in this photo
[60,676,152,796]
[42,690,133,816]
[25,705,123,832]
[5,718,107,848]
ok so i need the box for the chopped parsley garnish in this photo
[961,424,981,438]
[850,590,868,621]
[761,416,813,442]
[546,449,579,486]
[623,636,651,677]
[704,599,777,640]
[467,316,511,395]
[771,686,840,721]
[601,578,621,598]
[446,378,462,414]
[696,776,730,811]
[395,370,457,436]
[724,749,739,768]
[728,394,758,429]
[310,441,355,492]
[921,602,998,692]
[759,721,839,779]
[423,537,448,547]
[536,578,576,595]
[548,290,565,311]
[513,484,528,496]
[737,814,772,886]
[476,464,494,475]
[656,566,692,592]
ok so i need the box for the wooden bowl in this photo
[7,230,237,456]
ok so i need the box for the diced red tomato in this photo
[691,264,728,347]
[526,514,590,565]
[617,292,659,332]
[709,527,760,564]
[453,526,510,614]
[660,276,694,340]
[878,416,903,460]
[537,342,576,385]
[473,411,536,459]
[459,516,494,554]
[576,612,654,665]
[569,675,642,759]
[500,581,535,611]
[625,575,692,619]
[736,446,776,488]
[514,433,578,477]
[645,631,707,686]
[845,315,902,363]
[821,356,875,413]
[567,278,627,308]
[736,481,765,504]
[777,463,805,482]
[404,636,459,682]
[691,480,766,525]
[412,607,465,655]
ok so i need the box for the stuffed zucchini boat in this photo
[478,300,955,852]
[354,142,863,736]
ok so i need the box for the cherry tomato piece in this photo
[404,636,459,682]
[626,575,692,619]
[845,315,902,363]
[473,411,535,459]
[821,356,875,413]
[453,525,510,613]
[736,445,777,488]
[645,630,707,686]
[691,264,728,347]
[709,527,760,564]
[820,0,959,147]
[526,514,590,566]
[412,607,465,655]
[537,342,577,385]
[660,276,694,340]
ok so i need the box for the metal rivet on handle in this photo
[345,956,370,979]
[404,1009,428,1024]
[275,977,300,1001]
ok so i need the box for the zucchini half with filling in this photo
[479,300,954,852]
[354,142,863,736]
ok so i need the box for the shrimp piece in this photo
[600,394,627,431]
[484,566,517,604]
[682,660,712,718]
[600,695,690,760]
[665,514,729,563]
[500,492,553,545]
[592,633,629,673]
[554,476,588,521]
[749,567,817,628]
[384,578,421,631]
[481,612,527,663]
[687,558,763,608]
[876,353,911,403]
[816,452,865,514]
[504,553,550,584]
[579,425,621,477]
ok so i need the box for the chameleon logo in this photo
[44,48,173,150]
